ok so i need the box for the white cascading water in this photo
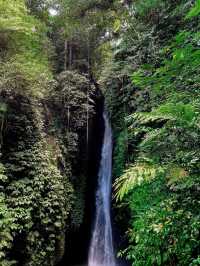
[88,110,116,266]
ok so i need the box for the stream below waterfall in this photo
[88,110,116,266]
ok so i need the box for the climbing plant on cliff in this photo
[0,0,97,265]
[1,0,200,265]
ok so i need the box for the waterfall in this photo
[88,110,116,266]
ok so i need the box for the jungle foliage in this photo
[0,1,97,265]
[101,0,200,265]
[0,0,200,265]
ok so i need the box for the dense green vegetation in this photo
[0,1,97,265]
[0,0,200,265]
[102,1,200,265]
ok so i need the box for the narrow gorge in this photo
[0,1,200,266]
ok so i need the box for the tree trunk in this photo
[64,40,68,71]
[87,35,90,77]
[69,42,72,69]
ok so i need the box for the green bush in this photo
[107,0,200,265]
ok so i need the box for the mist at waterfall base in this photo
[88,110,116,266]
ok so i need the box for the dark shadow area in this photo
[57,92,105,266]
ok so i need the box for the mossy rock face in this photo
[0,69,99,266]
[0,90,72,266]
[0,2,101,265]
[54,233,66,265]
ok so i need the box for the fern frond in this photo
[139,128,164,149]
[114,162,164,201]
[126,110,173,127]
[126,102,197,128]
[136,112,173,124]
